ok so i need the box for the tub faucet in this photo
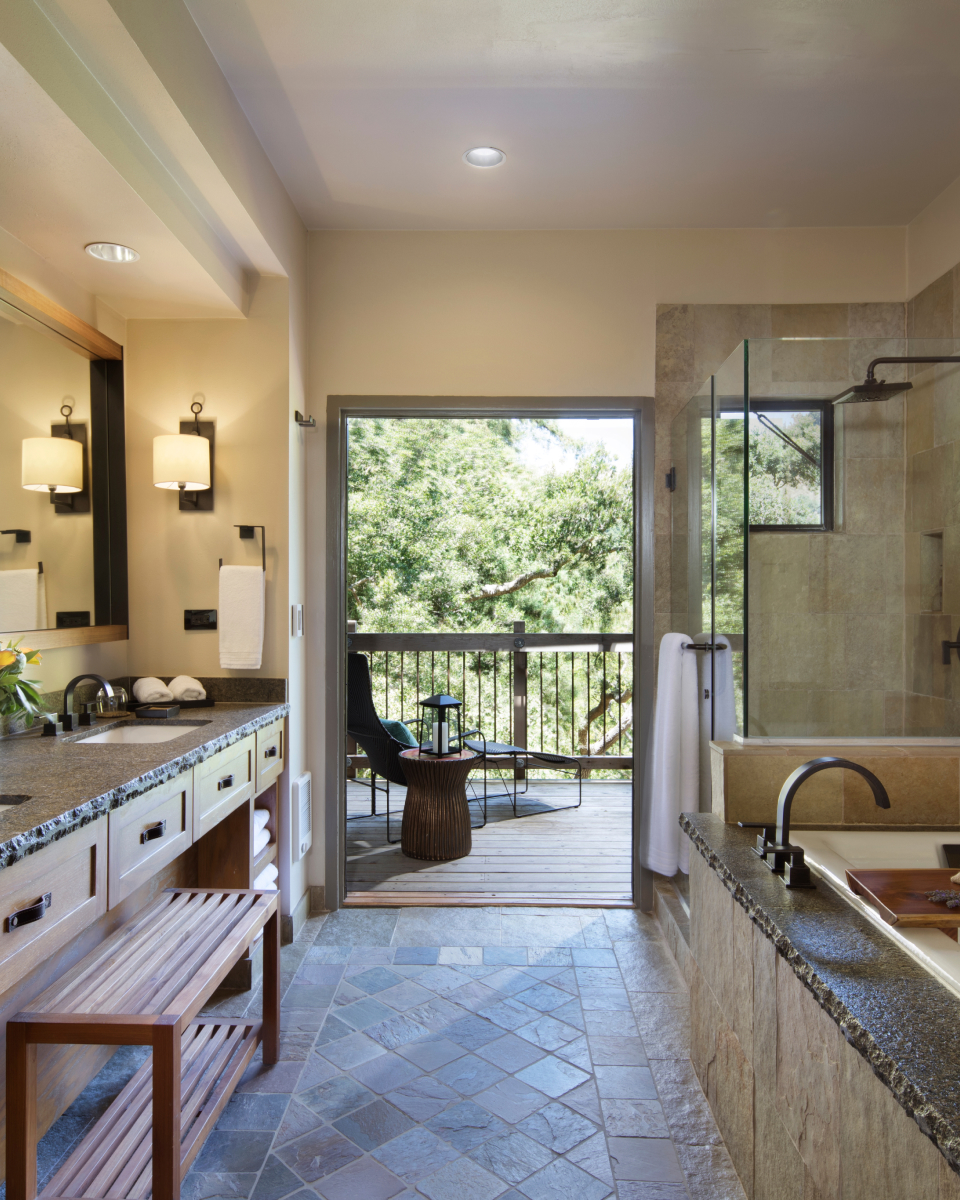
[43,674,114,735]
[743,757,890,888]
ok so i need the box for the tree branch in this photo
[468,563,567,601]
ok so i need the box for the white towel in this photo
[168,675,206,701]
[642,633,699,877]
[0,568,46,631]
[694,633,737,812]
[254,862,278,890]
[219,566,264,670]
[133,677,174,703]
[253,807,270,834]
[254,826,271,856]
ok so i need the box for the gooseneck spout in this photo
[777,756,889,849]
[61,674,114,730]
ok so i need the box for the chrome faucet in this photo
[740,757,890,888]
[42,674,115,735]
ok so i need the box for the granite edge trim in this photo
[0,704,290,872]
[680,813,960,1176]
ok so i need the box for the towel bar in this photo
[219,525,266,572]
[681,642,726,651]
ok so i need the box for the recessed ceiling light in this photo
[463,147,505,168]
[85,242,140,263]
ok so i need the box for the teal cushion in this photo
[381,718,419,747]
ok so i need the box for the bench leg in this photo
[153,1016,181,1200]
[263,908,280,1064]
[6,1021,37,1200]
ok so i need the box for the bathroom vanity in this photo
[682,813,960,1199]
[0,702,287,1180]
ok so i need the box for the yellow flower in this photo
[0,650,16,669]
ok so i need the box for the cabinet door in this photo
[195,734,255,840]
[255,719,284,794]
[108,773,193,908]
[0,820,106,975]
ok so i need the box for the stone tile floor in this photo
[28,906,747,1200]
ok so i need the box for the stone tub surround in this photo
[682,813,960,1196]
[0,701,288,869]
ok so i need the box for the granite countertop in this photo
[682,812,960,1172]
[0,703,289,870]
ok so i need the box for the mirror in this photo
[0,284,127,640]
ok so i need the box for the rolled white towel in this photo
[133,677,174,704]
[168,675,206,701]
[254,862,278,890]
[253,808,270,834]
[254,826,271,856]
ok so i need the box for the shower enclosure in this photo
[672,337,960,740]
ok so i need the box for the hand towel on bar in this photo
[254,862,279,890]
[133,677,174,703]
[693,632,737,811]
[0,568,46,631]
[253,807,270,834]
[168,675,206,701]
[641,632,699,877]
[254,826,271,856]
[219,566,264,669]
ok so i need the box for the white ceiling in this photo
[185,0,960,230]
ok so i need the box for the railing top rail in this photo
[347,632,634,652]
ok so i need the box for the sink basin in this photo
[79,725,198,745]
[0,795,31,809]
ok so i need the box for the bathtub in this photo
[791,830,960,997]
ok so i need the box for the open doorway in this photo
[324,398,654,910]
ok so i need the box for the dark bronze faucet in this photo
[740,757,890,888]
[42,674,115,736]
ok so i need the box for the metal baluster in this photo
[555,653,559,753]
[602,651,607,752]
[493,651,498,742]
[539,653,544,753]
[400,651,404,724]
[617,653,623,754]
[385,651,389,719]
[586,652,591,756]
[431,651,435,697]
[447,650,451,698]
[571,653,575,756]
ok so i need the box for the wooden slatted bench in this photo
[6,886,280,1200]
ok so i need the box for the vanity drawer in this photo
[109,773,193,907]
[256,718,284,793]
[195,734,255,839]
[0,820,107,975]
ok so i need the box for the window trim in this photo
[747,398,834,534]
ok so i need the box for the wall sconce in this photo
[22,404,88,513]
[153,399,215,510]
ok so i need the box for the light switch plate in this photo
[291,604,304,637]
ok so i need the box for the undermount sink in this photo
[0,795,31,809]
[78,724,203,745]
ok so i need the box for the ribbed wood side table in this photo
[399,748,478,860]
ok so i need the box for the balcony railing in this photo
[347,623,634,773]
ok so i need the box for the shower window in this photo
[748,400,833,532]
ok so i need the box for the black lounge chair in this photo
[463,735,583,816]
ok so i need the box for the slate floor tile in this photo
[648,1058,722,1147]
[396,1034,466,1071]
[365,1013,431,1050]
[332,983,367,1007]
[313,1154,407,1200]
[348,967,403,994]
[417,1154,506,1200]
[562,1079,603,1124]
[582,1011,639,1038]
[476,1033,546,1072]
[579,988,632,1012]
[516,1101,597,1153]
[333,1098,414,1150]
[516,1056,590,1099]
[386,1074,459,1121]
[416,966,473,993]
[439,946,483,965]
[348,947,396,966]
[518,1157,611,1200]
[195,1131,275,1175]
[377,980,435,1012]
[296,1054,339,1092]
[404,997,463,1031]
[274,1100,323,1147]
[555,1036,591,1071]
[526,948,573,966]
[602,1098,671,1137]
[217,1093,289,1131]
[317,1029,385,1070]
[468,1130,553,1184]
[275,1126,364,1183]
[315,1015,353,1047]
[552,1000,585,1030]
[514,983,571,1013]
[478,998,540,1032]
[239,1062,304,1095]
[515,1016,581,1051]
[484,967,540,996]
[571,949,618,968]
[608,1136,684,1183]
[295,963,346,987]
[500,917,585,948]
[392,908,502,947]
[284,985,335,1010]
[444,1015,504,1050]
[279,1010,325,1034]
[249,1154,302,1200]
[350,1052,422,1094]
[180,1170,256,1200]
[435,1053,507,1096]
[306,946,351,965]
[425,1099,509,1151]
[314,910,399,947]
[630,996,692,1060]
[587,1036,648,1066]
[593,1066,657,1100]
[565,1130,614,1185]
[445,981,502,1012]
[337,997,396,1031]
[474,1076,547,1124]
[299,1075,375,1121]
[575,967,624,988]
[674,1143,747,1200]
[371,1126,460,1181]
[484,947,527,966]
[615,1183,690,1200]
[393,946,439,965]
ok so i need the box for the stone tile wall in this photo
[688,852,960,1199]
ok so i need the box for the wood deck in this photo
[345,777,633,906]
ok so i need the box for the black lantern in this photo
[419,693,463,757]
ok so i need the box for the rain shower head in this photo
[831,355,960,405]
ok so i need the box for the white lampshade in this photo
[153,434,210,490]
[22,437,83,493]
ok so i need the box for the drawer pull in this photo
[8,892,52,931]
[264,746,278,759]
[218,775,235,791]
[140,821,166,844]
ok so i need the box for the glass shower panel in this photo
[670,379,712,641]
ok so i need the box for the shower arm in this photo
[864,355,960,382]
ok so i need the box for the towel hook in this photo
[219,525,266,572]
[1,530,31,544]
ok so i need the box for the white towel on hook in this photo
[219,566,264,670]
[168,675,206,701]
[0,568,46,631]
[693,633,737,811]
[642,633,699,877]
[133,677,174,703]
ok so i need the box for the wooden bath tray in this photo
[846,868,960,926]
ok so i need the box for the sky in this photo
[514,417,633,473]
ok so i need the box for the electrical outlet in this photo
[184,609,217,630]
